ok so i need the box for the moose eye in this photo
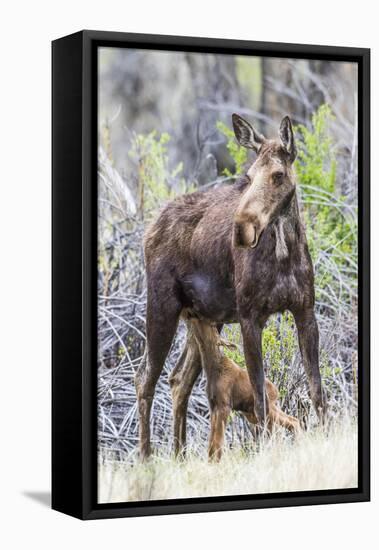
[272,171,285,185]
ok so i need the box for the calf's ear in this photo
[232,113,265,153]
[279,116,297,162]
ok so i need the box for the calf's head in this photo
[232,114,297,249]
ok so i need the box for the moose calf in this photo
[180,318,300,461]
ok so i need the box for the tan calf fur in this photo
[189,318,300,461]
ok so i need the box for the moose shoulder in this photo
[136,114,325,459]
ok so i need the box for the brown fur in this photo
[135,114,325,460]
[178,319,300,461]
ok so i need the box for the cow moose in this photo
[135,113,325,459]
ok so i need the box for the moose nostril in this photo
[234,223,244,247]
[250,225,258,248]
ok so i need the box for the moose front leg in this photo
[293,308,326,421]
[240,317,267,426]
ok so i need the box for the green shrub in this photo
[129,131,191,218]
[222,314,297,402]
[217,121,248,176]
[262,313,297,400]
[295,104,337,194]
[295,104,358,302]
[222,325,245,369]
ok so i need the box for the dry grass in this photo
[98,417,357,503]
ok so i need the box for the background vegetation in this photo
[97,49,358,497]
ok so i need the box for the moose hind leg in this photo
[135,285,181,460]
[169,337,201,457]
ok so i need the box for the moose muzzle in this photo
[233,220,262,249]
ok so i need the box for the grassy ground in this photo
[98,417,357,503]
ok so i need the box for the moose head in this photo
[232,114,297,249]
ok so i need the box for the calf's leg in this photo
[169,337,201,456]
[269,405,301,433]
[208,403,231,462]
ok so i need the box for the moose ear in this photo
[232,113,265,153]
[279,116,297,162]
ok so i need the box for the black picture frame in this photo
[52,30,370,520]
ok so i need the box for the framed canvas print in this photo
[52,30,370,519]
